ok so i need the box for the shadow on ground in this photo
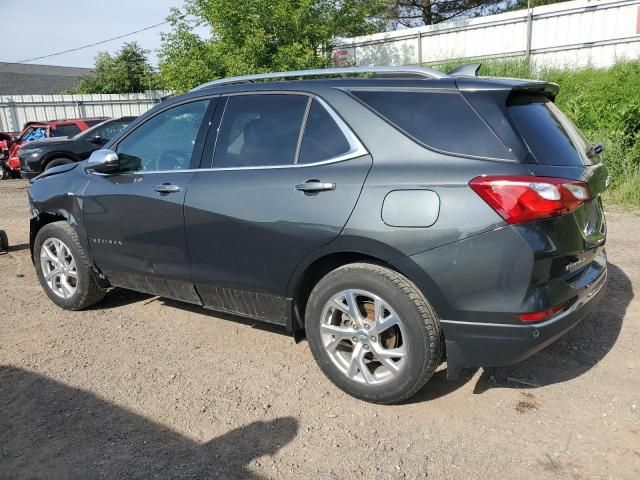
[7,243,29,253]
[96,288,290,337]
[0,367,298,479]
[0,242,29,255]
[93,288,153,310]
[411,262,632,401]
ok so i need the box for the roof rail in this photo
[191,65,449,91]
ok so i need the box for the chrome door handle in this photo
[295,181,336,193]
[153,183,181,194]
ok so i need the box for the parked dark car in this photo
[7,117,108,177]
[19,117,135,178]
[27,66,608,404]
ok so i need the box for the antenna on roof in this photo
[447,63,482,77]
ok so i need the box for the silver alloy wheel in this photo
[40,237,78,299]
[320,289,407,385]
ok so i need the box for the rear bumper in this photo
[442,265,607,379]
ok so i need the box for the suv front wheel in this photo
[305,263,442,404]
[34,222,106,310]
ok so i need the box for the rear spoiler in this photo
[449,63,559,99]
[447,63,482,77]
[456,78,559,101]
[510,82,559,100]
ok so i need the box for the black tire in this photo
[33,221,106,310]
[305,262,442,404]
[0,166,6,180]
[0,230,8,251]
[44,158,72,171]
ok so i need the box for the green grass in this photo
[431,58,640,207]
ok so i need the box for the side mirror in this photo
[88,134,103,145]
[85,149,119,173]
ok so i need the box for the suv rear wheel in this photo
[305,263,442,404]
[34,222,105,310]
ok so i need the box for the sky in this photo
[0,0,208,68]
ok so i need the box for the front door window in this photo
[116,100,209,172]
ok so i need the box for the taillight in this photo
[469,175,590,224]
[519,302,568,322]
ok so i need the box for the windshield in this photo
[73,119,133,142]
[19,126,49,143]
[73,120,108,140]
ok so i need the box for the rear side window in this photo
[351,90,513,160]
[299,100,351,164]
[54,124,81,137]
[507,95,589,166]
[213,94,308,168]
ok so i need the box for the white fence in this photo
[333,0,640,69]
[0,91,169,133]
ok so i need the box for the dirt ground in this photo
[0,178,638,480]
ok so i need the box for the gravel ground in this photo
[0,178,639,480]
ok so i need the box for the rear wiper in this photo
[587,143,604,158]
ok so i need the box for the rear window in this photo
[507,95,590,166]
[351,90,514,160]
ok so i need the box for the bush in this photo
[433,58,640,206]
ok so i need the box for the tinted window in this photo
[351,90,513,159]
[116,100,208,172]
[507,95,588,166]
[299,100,351,164]
[213,94,308,168]
[54,124,81,137]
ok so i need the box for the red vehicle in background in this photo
[4,117,107,178]
[0,132,15,180]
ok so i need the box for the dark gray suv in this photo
[28,66,608,404]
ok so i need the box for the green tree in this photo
[382,0,508,26]
[381,0,568,27]
[158,0,386,92]
[508,0,568,10]
[74,42,160,94]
